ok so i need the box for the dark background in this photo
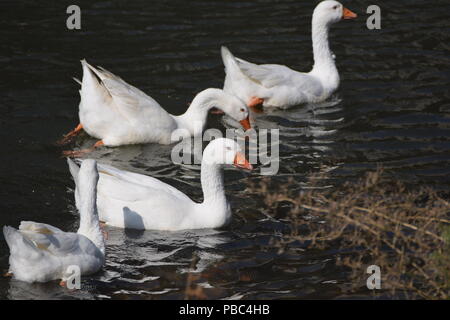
[0,0,449,299]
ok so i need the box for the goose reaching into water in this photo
[59,60,252,157]
[3,159,105,285]
[221,0,357,110]
[68,138,253,231]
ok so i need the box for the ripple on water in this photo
[0,0,449,299]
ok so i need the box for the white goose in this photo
[3,159,105,285]
[59,61,251,157]
[222,0,357,110]
[68,138,253,231]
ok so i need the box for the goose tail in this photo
[79,59,112,103]
[80,59,107,81]
[221,46,242,75]
[3,226,39,257]
[72,77,82,86]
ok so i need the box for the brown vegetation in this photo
[252,170,450,299]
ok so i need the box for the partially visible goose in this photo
[59,61,251,157]
[68,138,253,231]
[3,159,105,285]
[222,0,357,110]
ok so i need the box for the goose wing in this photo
[80,60,172,123]
[96,163,191,203]
[14,222,82,257]
[236,60,299,88]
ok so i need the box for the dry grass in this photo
[252,170,450,299]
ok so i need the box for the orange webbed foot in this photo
[62,140,104,158]
[56,124,83,146]
[61,149,90,158]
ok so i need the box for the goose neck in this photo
[176,89,223,135]
[311,20,336,73]
[200,161,227,205]
[197,160,231,228]
[77,182,105,255]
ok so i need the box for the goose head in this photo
[313,1,357,26]
[217,92,251,131]
[189,88,251,130]
[202,138,253,170]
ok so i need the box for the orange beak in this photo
[342,7,357,20]
[239,116,251,131]
[233,152,253,170]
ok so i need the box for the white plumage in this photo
[3,159,105,284]
[77,60,251,147]
[222,1,357,109]
[69,138,253,231]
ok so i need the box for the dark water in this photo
[0,0,449,299]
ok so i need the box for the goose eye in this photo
[333,5,338,10]
[240,108,245,112]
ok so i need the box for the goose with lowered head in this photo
[68,138,253,231]
[221,0,357,110]
[59,60,252,157]
[3,159,105,285]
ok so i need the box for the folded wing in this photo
[96,163,191,203]
[80,60,172,124]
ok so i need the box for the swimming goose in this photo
[3,159,105,285]
[59,60,251,157]
[222,0,357,110]
[68,138,253,231]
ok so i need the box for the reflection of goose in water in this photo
[73,142,177,183]
[7,279,96,300]
[100,227,229,290]
[222,97,344,176]
[73,134,226,184]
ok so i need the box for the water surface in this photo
[0,0,449,299]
